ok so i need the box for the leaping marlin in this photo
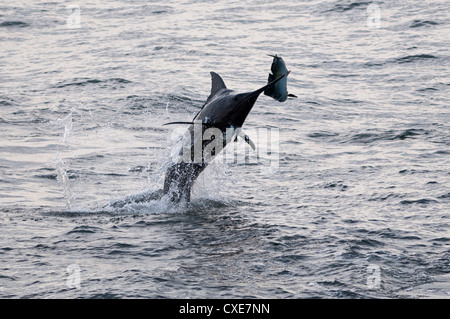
[162,72,286,203]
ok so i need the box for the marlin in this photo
[264,54,297,102]
[162,72,286,203]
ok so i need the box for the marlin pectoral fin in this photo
[163,121,194,126]
[287,93,298,98]
[239,131,256,151]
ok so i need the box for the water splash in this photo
[52,107,77,209]
[55,112,73,145]
[101,189,193,214]
[55,154,73,209]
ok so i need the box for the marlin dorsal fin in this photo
[207,72,227,102]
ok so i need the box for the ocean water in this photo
[0,0,449,298]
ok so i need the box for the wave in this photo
[344,129,426,144]
[106,189,166,209]
[307,128,427,145]
[394,54,437,64]
[410,20,439,28]
[438,193,450,199]
[363,61,384,67]
[391,129,424,140]
[53,77,132,88]
[152,10,168,15]
[34,174,58,180]
[66,225,102,235]
[307,131,340,139]
[400,198,439,205]
[324,181,349,191]
[102,188,233,215]
[368,193,402,202]
[0,100,14,106]
[0,96,17,107]
[417,87,438,92]
[364,54,438,68]
[324,1,371,13]
[0,21,29,28]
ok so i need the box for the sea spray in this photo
[52,108,76,209]
[55,154,74,209]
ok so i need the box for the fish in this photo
[162,71,286,203]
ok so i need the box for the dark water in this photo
[0,0,449,298]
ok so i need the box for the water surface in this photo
[0,0,449,298]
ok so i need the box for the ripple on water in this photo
[0,0,449,299]
[0,21,29,28]
[66,225,103,235]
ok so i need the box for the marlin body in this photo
[163,72,285,203]
[264,54,297,102]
